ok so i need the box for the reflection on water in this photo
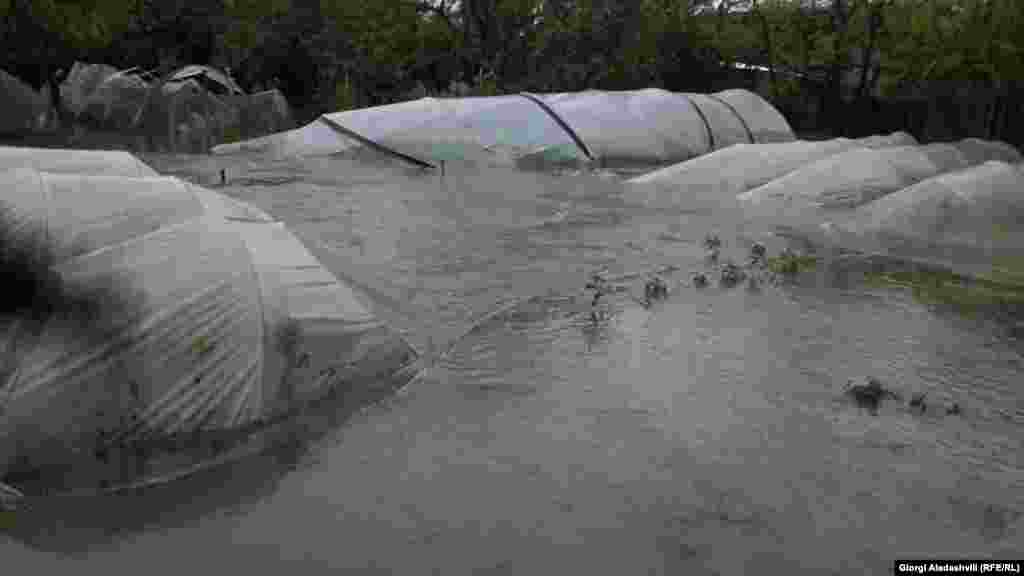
[3,157,1022,574]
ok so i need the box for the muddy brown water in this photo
[2,153,1021,574]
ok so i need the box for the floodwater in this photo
[3,154,1022,574]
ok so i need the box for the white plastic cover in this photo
[60,62,118,118]
[327,95,586,165]
[683,93,754,151]
[624,138,868,209]
[214,88,795,168]
[853,131,918,149]
[951,138,1022,166]
[712,89,795,143]
[83,71,151,129]
[841,161,1024,266]
[0,146,158,176]
[0,168,416,483]
[739,138,1019,235]
[167,65,245,96]
[212,116,362,158]
[739,145,950,223]
[537,88,712,166]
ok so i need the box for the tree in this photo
[0,0,142,124]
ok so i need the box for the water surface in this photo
[3,155,1021,574]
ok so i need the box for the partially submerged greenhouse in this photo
[213,88,795,168]
[831,160,1024,275]
[736,142,982,229]
[0,162,417,502]
[623,134,911,209]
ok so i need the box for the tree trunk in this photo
[752,1,778,98]
[857,4,882,102]
[46,75,65,130]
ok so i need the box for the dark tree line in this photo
[1,0,1022,144]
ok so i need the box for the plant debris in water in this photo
[718,260,746,287]
[841,378,964,418]
[694,235,817,292]
[843,377,903,413]
[643,275,669,303]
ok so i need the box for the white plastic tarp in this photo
[624,137,871,209]
[739,138,1020,235]
[738,144,957,228]
[833,161,1024,269]
[0,168,415,485]
[0,146,158,176]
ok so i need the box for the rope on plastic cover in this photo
[318,115,435,170]
[705,93,756,145]
[516,92,595,161]
[676,93,716,154]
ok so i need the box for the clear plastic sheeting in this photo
[59,62,119,118]
[214,88,794,169]
[166,65,244,97]
[82,71,151,130]
[330,94,587,165]
[537,88,713,166]
[684,93,755,151]
[0,146,158,176]
[830,161,1024,272]
[216,115,362,158]
[0,167,416,489]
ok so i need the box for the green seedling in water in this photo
[765,250,818,278]
[191,335,215,356]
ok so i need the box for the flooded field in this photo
[3,153,1021,574]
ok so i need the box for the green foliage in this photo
[25,0,142,47]
[766,251,818,277]
[221,124,244,144]
[191,335,215,357]
[865,266,1024,318]
[333,76,357,111]
[2,0,1020,132]
[0,508,16,528]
